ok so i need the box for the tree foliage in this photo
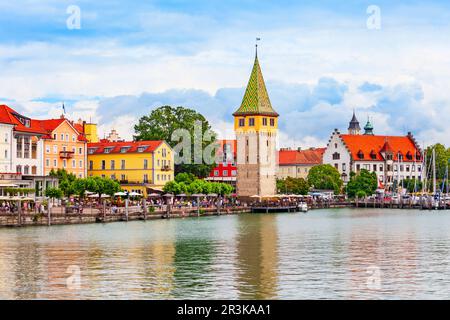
[163,174,233,196]
[134,105,218,178]
[346,169,378,198]
[276,177,310,195]
[425,143,450,180]
[45,187,63,199]
[307,164,343,194]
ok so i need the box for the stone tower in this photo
[233,49,279,198]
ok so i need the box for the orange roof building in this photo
[277,147,325,180]
[323,112,423,190]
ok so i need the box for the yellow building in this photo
[40,117,88,178]
[87,140,174,196]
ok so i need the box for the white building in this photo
[323,113,423,190]
[0,105,57,196]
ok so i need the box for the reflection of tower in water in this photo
[236,214,278,299]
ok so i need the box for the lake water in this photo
[1,208,450,299]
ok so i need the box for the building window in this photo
[72,160,76,168]
[4,133,7,143]
[231,170,237,176]
[121,160,125,170]
[262,118,268,126]
[65,134,69,141]
[380,165,384,172]
[332,152,340,160]
[72,135,76,142]
[143,174,149,183]
[53,145,58,154]
[79,147,83,155]
[54,159,57,167]
[46,146,50,153]
[334,163,338,170]
[63,159,67,168]
[270,118,275,126]
[239,118,245,127]
[248,118,255,126]
[162,148,167,157]
[4,150,7,159]
[144,159,148,169]
[342,163,346,171]
[373,164,377,172]
[101,160,106,170]
[223,170,228,176]
[79,160,83,168]
[16,136,23,158]
[89,161,93,170]
[111,160,115,170]
[24,165,29,175]
[16,165,22,174]
[214,170,219,176]
[356,164,361,171]
[121,174,126,181]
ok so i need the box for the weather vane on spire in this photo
[256,37,261,56]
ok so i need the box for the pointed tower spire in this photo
[348,110,361,135]
[233,46,278,117]
[364,116,374,135]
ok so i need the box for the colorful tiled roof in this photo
[278,148,325,165]
[340,134,422,162]
[40,118,87,142]
[0,105,47,134]
[87,140,164,154]
[233,55,278,116]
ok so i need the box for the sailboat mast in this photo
[433,148,436,195]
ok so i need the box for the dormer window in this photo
[88,148,96,154]
[137,146,147,153]
[104,147,113,154]
[406,151,413,160]
[398,152,403,161]
[357,150,364,159]
[120,147,130,153]
[370,150,377,160]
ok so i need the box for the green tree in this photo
[45,187,63,199]
[276,177,310,195]
[425,143,450,180]
[307,164,343,194]
[134,106,218,178]
[346,169,378,198]
[402,178,423,193]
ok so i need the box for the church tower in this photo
[233,49,279,198]
[348,110,361,135]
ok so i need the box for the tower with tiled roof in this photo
[364,117,374,135]
[348,110,361,135]
[233,47,278,198]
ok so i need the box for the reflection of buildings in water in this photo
[39,242,87,300]
[140,222,176,298]
[171,228,215,298]
[346,223,418,299]
[236,214,278,299]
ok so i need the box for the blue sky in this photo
[1,0,450,147]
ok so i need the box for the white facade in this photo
[0,123,14,173]
[323,129,422,189]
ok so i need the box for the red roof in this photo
[0,105,47,135]
[39,118,87,142]
[278,148,325,165]
[87,140,164,154]
[340,134,421,162]
[215,139,237,158]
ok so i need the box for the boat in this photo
[298,202,308,213]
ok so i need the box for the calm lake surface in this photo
[1,208,450,299]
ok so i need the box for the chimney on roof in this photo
[297,147,302,151]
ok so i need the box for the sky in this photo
[1,0,450,148]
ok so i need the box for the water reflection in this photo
[236,214,278,299]
[1,209,450,299]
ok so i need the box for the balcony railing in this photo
[60,151,75,159]
[161,165,171,171]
